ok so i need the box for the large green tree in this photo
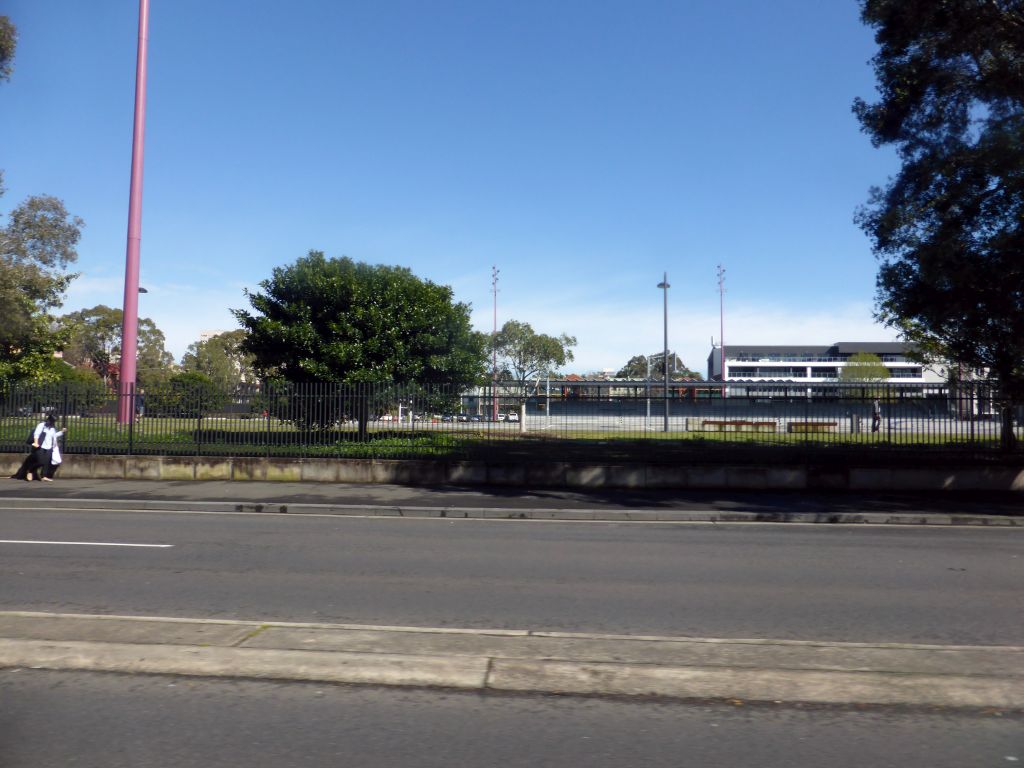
[616,353,701,380]
[234,251,486,431]
[180,329,255,391]
[59,305,174,387]
[493,320,576,395]
[854,0,1024,449]
[0,15,84,384]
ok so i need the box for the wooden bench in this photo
[786,421,838,433]
[700,420,777,433]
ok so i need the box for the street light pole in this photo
[657,273,670,433]
[118,0,150,425]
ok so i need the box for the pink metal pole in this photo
[118,0,150,425]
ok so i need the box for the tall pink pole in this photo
[118,0,150,424]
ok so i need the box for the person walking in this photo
[871,398,881,434]
[14,413,64,481]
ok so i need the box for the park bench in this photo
[786,421,838,433]
[700,419,777,433]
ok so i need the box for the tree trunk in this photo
[1000,403,1017,453]
[357,394,370,442]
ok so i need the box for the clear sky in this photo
[1,0,899,376]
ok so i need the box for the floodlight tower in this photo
[717,264,726,398]
[491,266,499,421]
[657,273,670,432]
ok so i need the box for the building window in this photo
[887,367,922,378]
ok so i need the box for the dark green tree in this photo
[180,329,255,391]
[492,320,576,396]
[854,0,1024,450]
[233,251,486,433]
[616,352,701,380]
[146,371,227,419]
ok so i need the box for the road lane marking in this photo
[0,540,173,548]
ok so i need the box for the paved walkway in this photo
[1,479,1022,525]
[1,612,1021,710]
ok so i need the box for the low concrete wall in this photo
[3,453,1023,492]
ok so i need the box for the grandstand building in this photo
[707,342,947,396]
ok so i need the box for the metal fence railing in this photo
[0,380,1020,462]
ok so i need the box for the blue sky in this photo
[1,0,898,375]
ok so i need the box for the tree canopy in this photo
[616,352,701,380]
[0,15,16,83]
[234,251,486,386]
[854,0,1024,447]
[838,352,890,382]
[492,320,576,394]
[180,330,255,391]
[59,305,173,387]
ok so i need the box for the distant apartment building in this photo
[198,330,230,343]
[707,342,947,393]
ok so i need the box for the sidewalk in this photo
[1,611,1021,710]
[1,479,1022,525]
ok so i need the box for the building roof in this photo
[709,342,910,358]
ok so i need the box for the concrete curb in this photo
[1,612,1021,709]
[1,496,1021,526]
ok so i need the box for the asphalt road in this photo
[1,507,1021,644]
[1,670,1020,768]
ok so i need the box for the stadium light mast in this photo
[491,266,499,422]
[717,264,726,398]
[118,0,150,425]
[657,273,670,433]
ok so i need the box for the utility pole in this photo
[491,266,499,422]
[717,264,726,398]
[117,0,150,425]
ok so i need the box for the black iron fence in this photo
[0,379,1020,462]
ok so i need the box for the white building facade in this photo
[707,342,947,395]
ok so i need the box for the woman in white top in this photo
[13,413,65,481]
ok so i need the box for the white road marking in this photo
[0,540,173,548]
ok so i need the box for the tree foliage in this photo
[0,15,16,83]
[180,329,254,391]
[839,351,890,382]
[616,353,701,380]
[854,0,1024,448]
[59,305,173,386]
[236,252,485,385]
[234,252,486,430]
[492,320,576,394]
[146,371,227,419]
[0,194,84,383]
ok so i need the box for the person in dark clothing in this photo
[11,413,63,481]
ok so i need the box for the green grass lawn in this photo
[0,415,1013,463]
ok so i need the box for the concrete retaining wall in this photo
[3,453,1023,492]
